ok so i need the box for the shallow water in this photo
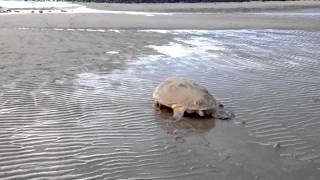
[0,28,320,179]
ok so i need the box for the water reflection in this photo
[155,107,216,134]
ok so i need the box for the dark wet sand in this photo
[1,3,320,180]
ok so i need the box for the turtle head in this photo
[213,104,235,120]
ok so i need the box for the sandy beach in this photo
[84,1,320,12]
[0,1,320,180]
[1,11,320,30]
[1,1,320,30]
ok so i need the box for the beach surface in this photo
[84,1,320,12]
[1,1,320,30]
[1,1,320,180]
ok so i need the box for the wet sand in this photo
[1,27,320,180]
[1,2,320,180]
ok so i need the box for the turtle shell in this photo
[153,76,217,117]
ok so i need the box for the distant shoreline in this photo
[1,1,320,30]
[83,1,320,12]
[2,1,320,14]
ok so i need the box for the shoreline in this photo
[83,1,320,12]
[1,1,320,30]
[1,11,320,30]
[2,1,320,13]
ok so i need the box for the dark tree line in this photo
[66,0,292,3]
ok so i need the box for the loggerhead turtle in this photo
[153,76,233,120]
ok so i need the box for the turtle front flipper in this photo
[172,104,186,121]
[197,110,205,117]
